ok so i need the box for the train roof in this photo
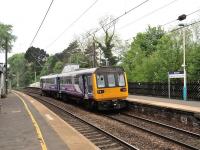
[58,66,124,77]
[40,74,58,79]
[40,66,124,79]
[58,68,97,77]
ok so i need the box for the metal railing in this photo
[128,82,200,101]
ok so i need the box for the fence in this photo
[128,82,200,101]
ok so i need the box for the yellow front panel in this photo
[92,73,128,101]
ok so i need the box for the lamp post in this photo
[178,14,187,100]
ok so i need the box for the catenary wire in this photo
[29,0,55,47]
[161,7,200,26]
[125,19,200,42]
[46,0,98,49]
[118,0,178,30]
[170,19,200,32]
[83,0,150,40]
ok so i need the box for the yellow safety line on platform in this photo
[13,92,48,150]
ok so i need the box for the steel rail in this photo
[25,92,139,150]
[122,112,200,138]
[104,114,200,150]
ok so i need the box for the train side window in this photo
[74,76,79,85]
[107,74,116,87]
[118,73,125,86]
[97,74,105,88]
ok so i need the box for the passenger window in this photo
[97,75,105,88]
[74,76,79,84]
[108,74,116,87]
[118,73,125,86]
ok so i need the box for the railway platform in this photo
[127,95,200,113]
[127,95,200,127]
[0,91,99,150]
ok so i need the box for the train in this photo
[40,66,128,110]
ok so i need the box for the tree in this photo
[25,46,48,66]
[133,26,165,56]
[24,46,49,82]
[0,23,16,52]
[77,32,99,67]
[62,40,80,64]
[53,61,64,73]
[187,43,200,81]
[8,53,31,87]
[94,16,119,66]
[40,55,57,76]
[121,26,182,82]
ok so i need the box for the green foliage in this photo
[94,16,119,66]
[40,56,57,76]
[8,53,31,88]
[0,23,16,52]
[62,40,80,63]
[187,43,200,81]
[24,46,49,80]
[122,24,200,82]
[25,46,48,66]
[53,61,64,73]
[122,26,182,82]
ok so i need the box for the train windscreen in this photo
[96,72,125,88]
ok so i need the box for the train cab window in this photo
[97,74,105,88]
[107,74,116,87]
[118,73,125,86]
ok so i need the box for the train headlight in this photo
[120,88,127,92]
[97,90,104,94]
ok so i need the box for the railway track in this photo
[25,92,139,150]
[24,87,200,149]
[105,113,200,150]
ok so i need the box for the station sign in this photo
[168,71,184,78]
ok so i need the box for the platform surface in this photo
[0,92,99,150]
[128,95,200,113]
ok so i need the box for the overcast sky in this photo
[0,0,200,62]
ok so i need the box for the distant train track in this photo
[24,90,139,150]
[104,113,200,150]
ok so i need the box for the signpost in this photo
[168,71,185,99]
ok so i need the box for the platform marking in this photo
[45,114,54,121]
[13,92,48,150]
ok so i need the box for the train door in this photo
[83,75,88,99]
[82,74,92,99]
[57,77,60,91]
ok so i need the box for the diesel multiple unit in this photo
[40,66,128,110]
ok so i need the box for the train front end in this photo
[92,67,128,110]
